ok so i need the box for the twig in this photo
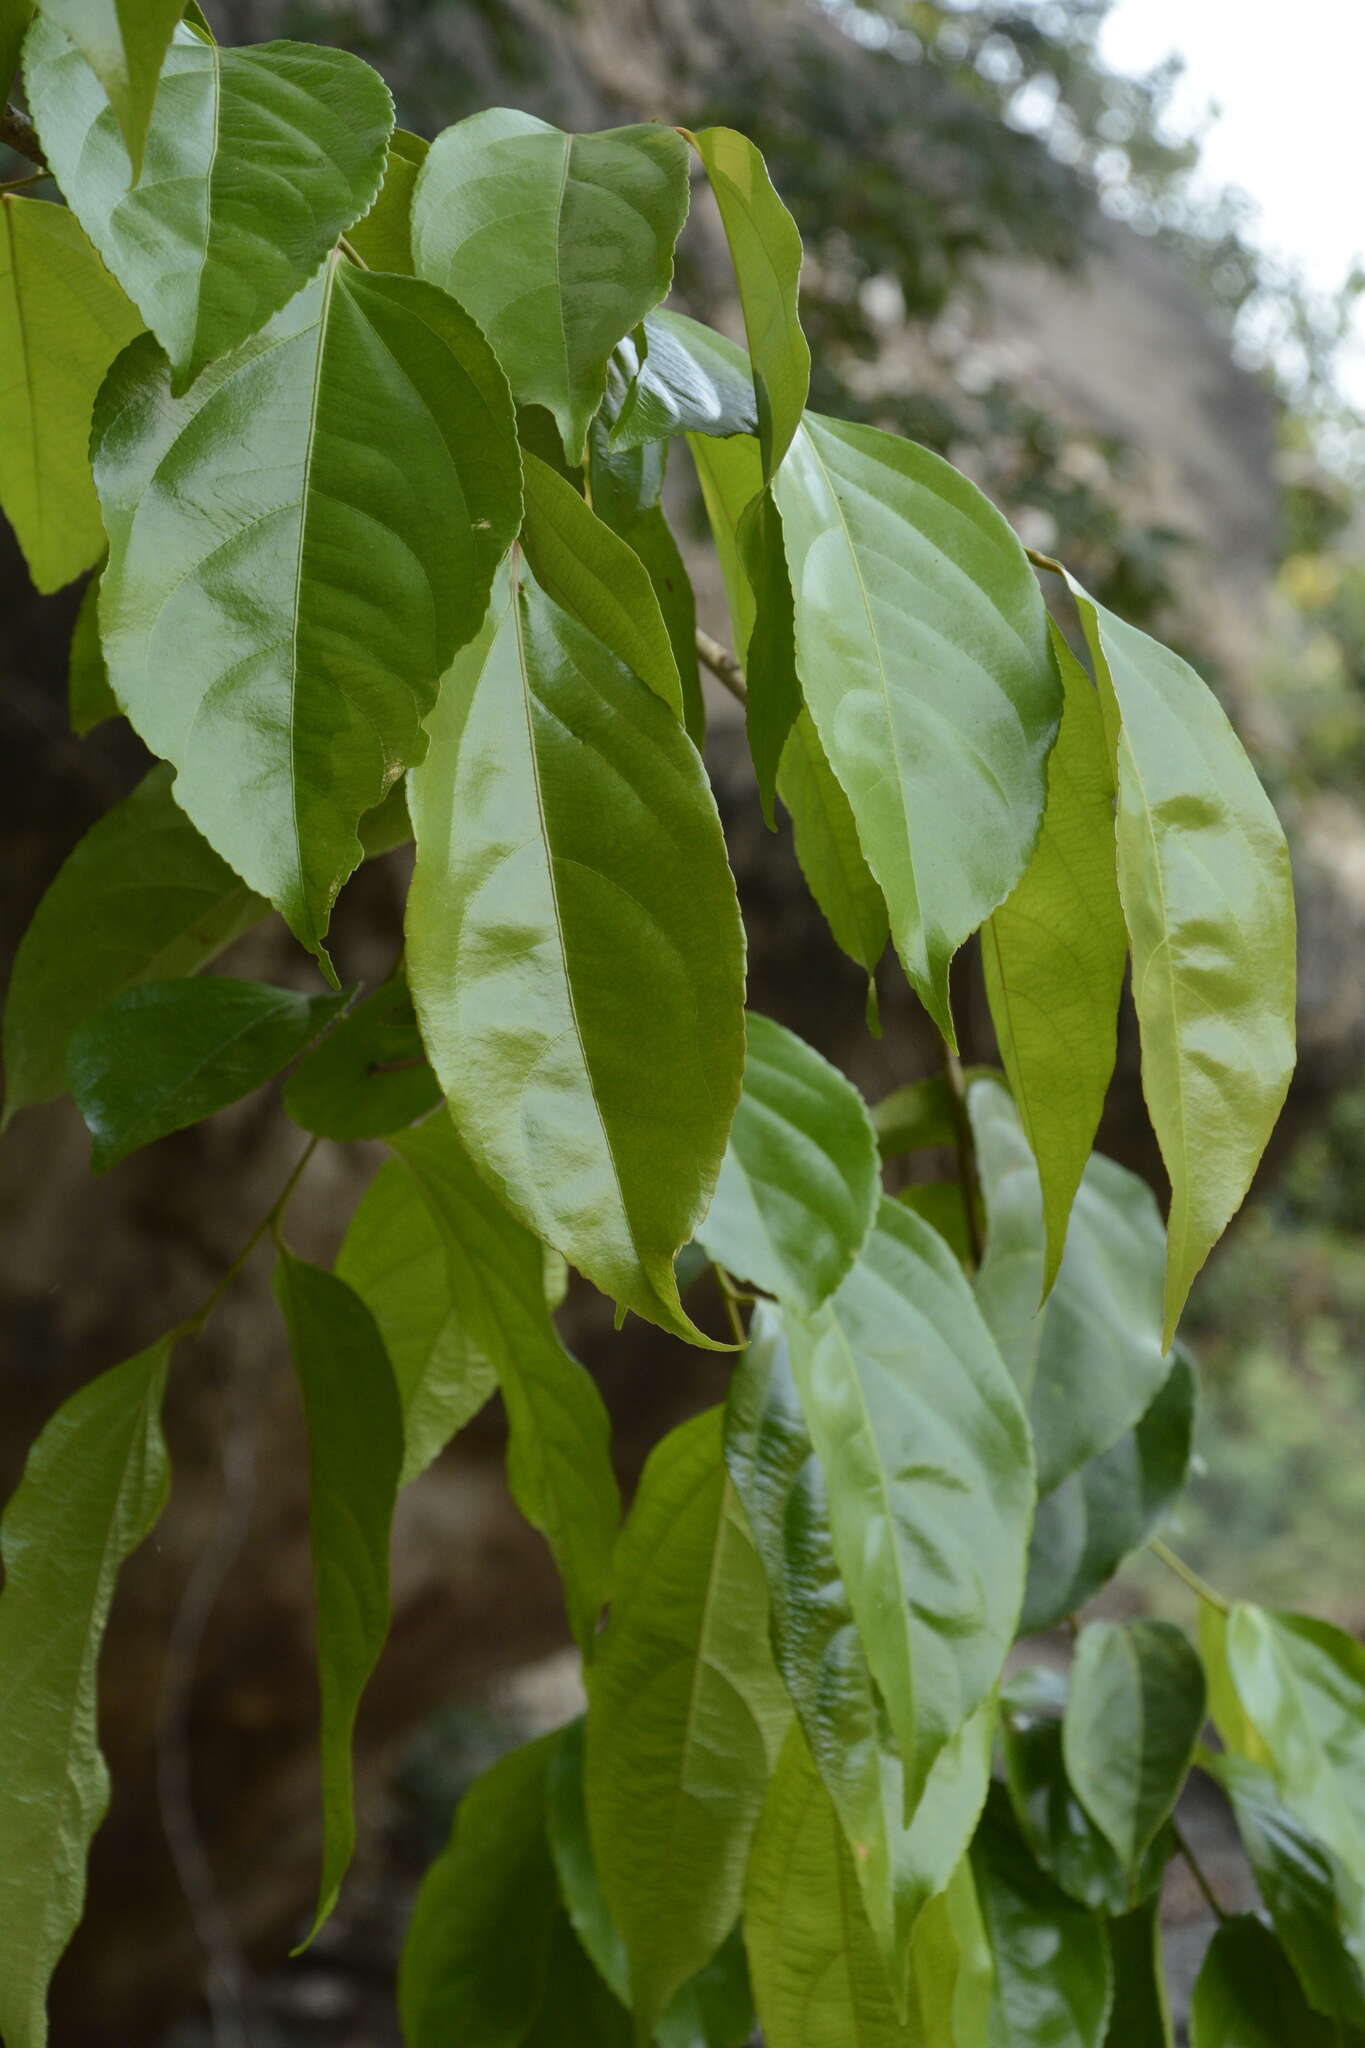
[170,1137,321,1341]
[695,628,747,706]
[1172,1818,1230,1924]
[1,104,47,172]
[1148,1536,1230,1615]
[713,1265,749,1348]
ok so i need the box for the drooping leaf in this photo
[972,1785,1113,2048]
[585,1408,790,2039]
[283,975,439,1142]
[778,709,890,978]
[93,261,521,963]
[34,0,182,177]
[588,430,705,744]
[67,570,117,733]
[1103,1903,1172,2046]
[1068,578,1296,1343]
[390,1115,618,1650]
[0,193,140,593]
[773,415,1060,1040]
[697,1012,879,1313]
[69,976,343,1171]
[982,623,1126,1291]
[2,766,265,1126]
[606,309,758,450]
[27,18,392,389]
[405,560,744,1346]
[689,427,763,654]
[1062,1619,1205,1879]
[0,1340,171,2048]
[412,107,690,460]
[969,1076,1172,1491]
[740,487,801,824]
[348,127,427,274]
[872,1074,957,1156]
[335,1156,496,1488]
[1190,1914,1346,2048]
[689,127,809,477]
[520,447,683,717]
[274,1253,402,1940]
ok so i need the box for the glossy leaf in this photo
[412,107,690,459]
[390,1116,618,1651]
[1103,1903,1172,2046]
[2,765,265,1125]
[606,309,758,450]
[335,1156,496,1488]
[1063,1619,1205,1875]
[348,127,427,273]
[520,448,683,717]
[982,624,1125,1291]
[784,1197,1032,1811]
[1191,1915,1346,2048]
[274,1253,402,1939]
[0,1340,171,2048]
[93,259,521,964]
[969,1076,1171,1491]
[405,561,744,1346]
[972,1785,1113,2048]
[1069,579,1296,1342]
[35,0,182,177]
[27,19,392,389]
[283,976,440,1141]
[67,571,117,733]
[773,414,1059,1040]
[0,193,140,593]
[585,1408,790,2038]
[779,709,890,977]
[697,1011,879,1312]
[690,127,809,476]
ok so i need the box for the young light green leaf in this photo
[1191,1915,1346,2048]
[93,260,521,963]
[2,765,265,1126]
[606,309,758,450]
[405,562,744,1348]
[1068,579,1296,1343]
[34,0,182,177]
[1020,1350,1196,1635]
[274,1254,402,1942]
[972,1785,1114,2048]
[585,1408,790,2040]
[779,709,890,978]
[784,1197,1033,1812]
[1103,1904,1172,2046]
[520,447,683,717]
[412,107,690,460]
[67,571,117,733]
[1063,1620,1205,1877]
[0,1339,172,2048]
[982,623,1126,1292]
[774,415,1060,1041]
[697,1012,879,1313]
[348,127,427,273]
[390,1115,619,1650]
[26,19,392,390]
[0,194,140,593]
[283,976,439,1142]
[969,1076,1171,1491]
[689,127,810,477]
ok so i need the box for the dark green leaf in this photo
[93,260,521,965]
[69,976,342,1171]
[390,1116,618,1650]
[587,431,705,745]
[585,1408,789,2038]
[283,976,439,1141]
[0,193,140,593]
[972,1784,1113,2047]
[1191,1915,1346,2048]
[35,0,182,177]
[405,560,744,1346]
[898,1181,974,1262]
[67,571,117,733]
[982,624,1126,1292]
[872,1075,956,1157]
[0,1340,171,2048]
[412,108,690,460]
[348,126,427,273]
[1,0,32,96]
[740,487,801,823]
[606,309,758,450]
[1103,1903,1172,2045]
[27,19,392,390]
[774,416,1060,1041]
[274,1254,401,1940]
[778,709,890,978]
[1063,1619,1205,1876]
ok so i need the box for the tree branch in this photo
[694,627,747,705]
[1,104,47,173]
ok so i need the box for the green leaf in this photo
[412,107,690,460]
[1062,1620,1205,1878]
[34,0,182,177]
[93,259,521,964]
[1103,1904,1172,2046]
[697,1012,879,1312]
[606,310,757,450]
[283,975,439,1142]
[27,18,392,390]
[969,1076,1172,1491]
[773,416,1060,1040]
[587,431,705,745]
[778,709,890,977]
[689,128,809,477]
[982,624,1126,1291]
[1191,1915,1348,2048]
[335,1156,497,1488]
[274,1253,401,1940]
[0,1339,171,2048]
[67,570,117,733]
[784,1197,1032,1812]
[1020,1350,1195,1635]
[1,0,32,96]
[585,1408,790,2038]
[520,447,683,717]
[405,560,744,1347]
[740,487,801,825]
[689,427,763,653]
[390,1116,619,1650]
[972,1784,1114,2048]
[1068,580,1296,1343]
[873,1075,956,1156]
[348,126,427,273]
[0,194,140,594]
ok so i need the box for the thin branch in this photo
[171,1135,321,1341]
[712,1264,749,1349]
[1172,1819,1231,1924]
[695,628,747,706]
[1,104,47,172]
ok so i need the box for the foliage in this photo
[0,8,1352,2045]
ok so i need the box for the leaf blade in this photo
[1062,1619,1206,1877]
[35,0,182,177]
